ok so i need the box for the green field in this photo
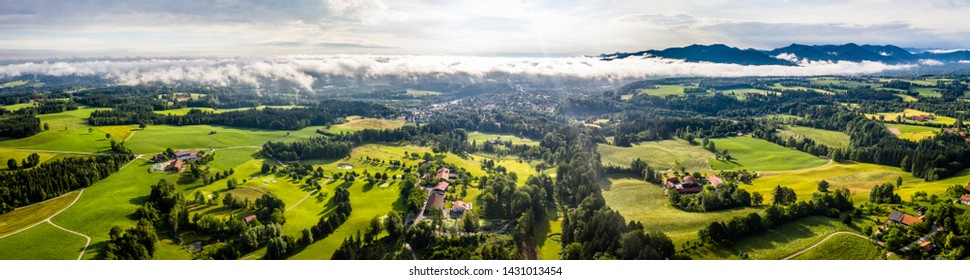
[597,139,715,171]
[746,161,969,205]
[720,88,778,96]
[791,233,884,260]
[0,190,80,237]
[638,85,687,97]
[125,124,324,154]
[154,105,306,116]
[467,131,540,146]
[885,123,937,142]
[0,107,121,153]
[406,89,444,96]
[325,117,406,135]
[708,137,829,171]
[867,109,960,126]
[777,126,850,148]
[0,222,88,260]
[709,216,855,260]
[601,176,760,245]
[0,149,60,171]
[769,84,834,95]
[0,80,28,89]
[2,102,36,111]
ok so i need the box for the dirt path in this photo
[782,231,881,260]
[286,190,319,212]
[47,220,91,260]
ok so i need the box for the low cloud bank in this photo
[0,55,915,90]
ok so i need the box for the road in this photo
[782,231,882,260]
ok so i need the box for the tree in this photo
[896,176,903,188]
[43,123,49,131]
[817,180,830,192]
[751,192,763,206]
[106,133,111,139]
[771,185,797,205]
[88,127,93,133]
[384,211,404,241]
[462,210,480,233]
[6,158,16,170]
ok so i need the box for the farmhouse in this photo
[960,194,970,206]
[424,193,445,215]
[888,210,922,227]
[451,201,473,215]
[437,167,451,181]
[166,159,183,171]
[920,241,935,252]
[707,174,724,187]
[911,114,935,122]
[244,215,257,225]
[175,150,198,161]
[663,175,702,195]
[431,181,449,194]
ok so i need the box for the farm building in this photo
[707,174,724,187]
[663,175,702,195]
[960,194,970,206]
[244,215,257,225]
[911,114,935,122]
[175,150,198,161]
[430,181,449,194]
[424,193,445,215]
[920,241,935,252]
[437,167,451,181]
[451,201,473,215]
[166,159,183,171]
[888,210,922,227]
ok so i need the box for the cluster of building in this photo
[423,167,473,218]
[941,128,970,143]
[663,174,724,195]
[909,114,936,122]
[150,149,199,172]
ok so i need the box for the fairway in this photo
[0,222,88,260]
[777,126,850,148]
[601,176,760,245]
[597,139,715,171]
[709,137,828,171]
[467,131,540,146]
[791,233,884,260]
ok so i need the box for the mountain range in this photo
[600,43,970,65]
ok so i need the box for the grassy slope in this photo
[406,89,444,96]
[601,176,760,245]
[467,131,540,146]
[791,234,884,260]
[867,109,959,126]
[326,117,406,135]
[638,85,686,97]
[693,216,856,260]
[885,123,937,142]
[0,107,117,153]
[777,126,851,148]
[153,105,306,116]
[0,149,59,171]
[0,222,87,260]
[709,137,828,171]
[125,124,324,154]
[0,190,80,236]
[597,139,715,171]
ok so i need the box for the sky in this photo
[1,0,970,58]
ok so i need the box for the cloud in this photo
[0,55,915,91]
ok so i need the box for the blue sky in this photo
[1,0,969,58]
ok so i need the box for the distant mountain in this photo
[601,43,970,65]
[602,44,795,66]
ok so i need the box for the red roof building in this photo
[167,159,183,171]
[707,174,724,187]
[244,215,257,224]
[432,181,450,193]
[960,194,970,206]
[437,168,451,181]
[424,193,445,215]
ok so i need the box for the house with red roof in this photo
[707,174,724,187]
[437,167,451,181]
[960,194,970,206]
[888,209,922,227]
